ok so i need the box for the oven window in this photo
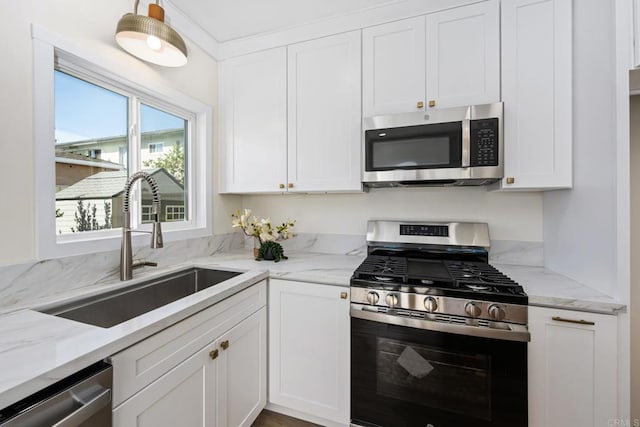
[351,318,528,427]
[375,337,491,421]
[365,121,462,171]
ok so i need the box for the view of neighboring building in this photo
[54,128,186,234]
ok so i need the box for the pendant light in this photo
[115,0,187,67]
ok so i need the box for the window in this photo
[34,29,212,259]
[141,205,153,222]
[148,142,164,153]
[54,69,189,236]
[166,205,186,221]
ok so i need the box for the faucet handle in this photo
[131,260,158,270]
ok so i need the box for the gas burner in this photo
[420,279,435,285]
[465,284,493,292]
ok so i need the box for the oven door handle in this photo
[351,305,531,343]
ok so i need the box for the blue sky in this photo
[54,70,184,144]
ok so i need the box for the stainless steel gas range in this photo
[350,220,529,427]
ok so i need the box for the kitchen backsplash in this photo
[0,232,542,313]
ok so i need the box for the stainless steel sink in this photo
[40,267,242,328]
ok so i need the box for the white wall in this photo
[243,187,543,242]
[629,93,640,421]
[0,1,241,265]
[543,0,617,296]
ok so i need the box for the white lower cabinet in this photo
[113,342,217,427]
[268,279,350,426]
[528,306,618,427]
[111,282,267,427]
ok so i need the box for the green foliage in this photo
[71,200,112,232]
[256,241,288,262]
[143,144,185,185]
[55,208,64,218]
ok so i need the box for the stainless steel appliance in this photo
[0,361,112,427]
[350,220,528,427]
[363,102,503,187]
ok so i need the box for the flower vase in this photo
[253,238,260,258]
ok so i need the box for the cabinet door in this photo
[362,17,426,117]
[425,0,500,109]
[113,343,217,427]
[528,307,618,427]
[217,308,267,427]
[287,31,362,192]
[268,280,350,424]
[501,0,572,189]
[219,48,287,193]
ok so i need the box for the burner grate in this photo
[445,261,525,296]
[353,255,408,283]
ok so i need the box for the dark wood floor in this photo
[252,410,321,427]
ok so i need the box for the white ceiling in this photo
[168,0,402,43]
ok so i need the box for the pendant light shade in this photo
[116,0,187,67]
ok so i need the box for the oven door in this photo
[351,315,527,427]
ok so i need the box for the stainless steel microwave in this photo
[363,102,503,187]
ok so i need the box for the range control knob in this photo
[488,304,506,321]
[385,293,399,308]
[423,297,438,313]
[366,291,380,305]
[465,302,482,318]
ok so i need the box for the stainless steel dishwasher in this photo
[0,361,112,427]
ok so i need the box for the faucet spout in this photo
[120,171,163,281]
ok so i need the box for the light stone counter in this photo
[0,250,625,410]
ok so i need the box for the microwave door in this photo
[365,121,463,172]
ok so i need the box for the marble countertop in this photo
[0,265,268,409]
[0,249,626,410]
[204,250,626,315]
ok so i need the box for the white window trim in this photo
[33,24,213,260]
[148,142,164,153]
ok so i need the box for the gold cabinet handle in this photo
[279,183,285,189]
[428,100,436,108]
[220,340,230,350]
[417,101,424,109]
[288,183,294,189]
[209,349,219,360]
[552,316,595,326]
[506,177,515,184]
[340,292,348,299]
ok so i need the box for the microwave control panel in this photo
[470,118,499,167]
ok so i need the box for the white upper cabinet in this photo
[362,17,426,117]
[362,1,499,117]
[425,0,500,109]
[219,47,287,193]
[287,31,362,192]
[501,0,572,189]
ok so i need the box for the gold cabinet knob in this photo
[428,100,436,108]
[220,340,230,350]
[288,183,294,189]
[340,292,348,299]
[209,349,219,360]
[506,177,515,184]
[279,183,285,189]
[417,101,424,109]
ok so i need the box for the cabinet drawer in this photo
[111,280,267,407]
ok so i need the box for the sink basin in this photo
[40,267,242,328]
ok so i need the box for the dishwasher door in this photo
[0,361,112,427]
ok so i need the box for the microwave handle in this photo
[461,117,471,168]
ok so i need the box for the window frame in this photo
[33,25,213,260]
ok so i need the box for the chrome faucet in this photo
[120,171,163,281]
